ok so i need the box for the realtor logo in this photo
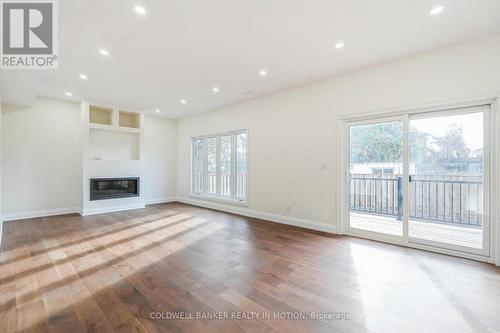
[1,0,58,69]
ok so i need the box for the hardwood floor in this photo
[1,202,499,333]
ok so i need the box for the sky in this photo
[410,112,484,151]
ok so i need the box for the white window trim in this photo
[191,130,248,206]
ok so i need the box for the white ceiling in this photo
[1,0,500,118]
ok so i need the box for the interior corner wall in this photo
[143,115,177,204]
[175,33,500,234]
[1,98,82,220]
[0,98,178,221]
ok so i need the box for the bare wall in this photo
[1,98,82,217]
[143,115,177,203]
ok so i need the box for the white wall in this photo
[89,129,140,161]
[143,115,177,203]
[176,34,500,233]
[1,99,179,219]
[0,101,2,243]
[1,98,82,219]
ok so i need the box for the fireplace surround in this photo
[90,178,139,201]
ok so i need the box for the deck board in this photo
[350,213,482,248]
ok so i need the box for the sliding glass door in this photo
[348,117,405,238]
[346,106,490,256]
[408,108,489,254]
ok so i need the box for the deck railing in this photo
[194,172,246,198]
[349,174,483,227]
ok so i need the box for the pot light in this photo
[155,109,160,113]
[79,74,88,80]
[65,92,73,96]
[430,6,444,15]
[259,69,267,77]
[180,99,187,104]
[212,87,220,93]
[335,41,344,49]
[134,5,147,15]
[99,49,109,56]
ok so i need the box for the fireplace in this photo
[90,178,139,201]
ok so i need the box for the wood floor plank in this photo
[1,202,500,333]
[0,248,18,333]
[44,236,116,333]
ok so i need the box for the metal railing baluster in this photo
[348,174,482,227]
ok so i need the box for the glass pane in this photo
[349,121,403,236]
[220,135,232,196]
[193,139,204,193]
[235,133,247,199]
[206,137,217,194]
[409,112,484,249]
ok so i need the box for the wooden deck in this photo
[350,213,482,249]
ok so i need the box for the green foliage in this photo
[350,122,402,163]
[350,122,476,173]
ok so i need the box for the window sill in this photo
[189,194,248,207]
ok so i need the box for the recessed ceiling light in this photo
[79,74,88,80]
[180,99,187,104]
[335,42,344,49]
[65,92,73,96]
[134,5,146,15]
[99,49,109,56]
[212,87,220,93]
[259,70,267,76]
[155,109,160,113]
[430,6,444,15]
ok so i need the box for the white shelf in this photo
[88,123,141,134]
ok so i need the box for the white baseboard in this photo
[82,203,146,216]
[144,197,177,205]
[0,198,336,245]
[176,197,337,234]
[0,197,176,223]
[1,207,80,222]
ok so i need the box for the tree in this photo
[350,122,474,174]
[350,122,402,163]
[409,128,435,173]
[432,124,471,172]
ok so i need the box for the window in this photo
[192,131,247,202]
[193,139,204,193]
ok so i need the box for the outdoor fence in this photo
[349,174,483,227]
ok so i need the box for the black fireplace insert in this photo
[90,178,139,201]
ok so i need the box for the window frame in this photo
[191,130,248,205]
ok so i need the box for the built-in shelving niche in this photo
[86,104,143,162]
[89,105,113,125]
[119,111,140,129]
